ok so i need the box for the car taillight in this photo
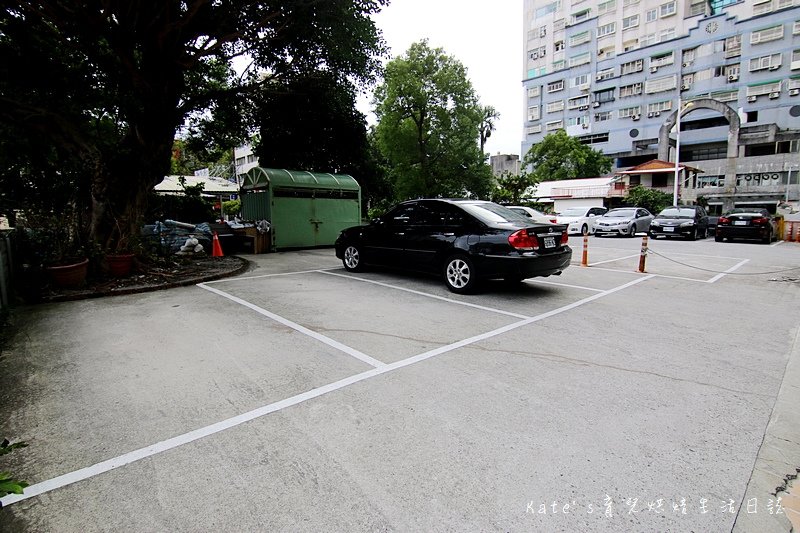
[509,229,539,250]
[751,217,768,225]
[560,231,569,245]
[549,218,557,223]
[718,216,730,225]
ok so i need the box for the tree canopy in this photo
[522,130,613,183]
[0,1,387,253]
[373,40,493,201]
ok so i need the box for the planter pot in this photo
[106,253,135,277]
[45,258,89,288]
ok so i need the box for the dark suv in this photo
[648,205,709,240]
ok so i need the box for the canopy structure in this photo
[241,168,359,192]
[155,175,239,196]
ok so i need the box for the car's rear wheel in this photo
[762,228,773,244]
[342,244,365,272]
[715,235,724,242]
[444,255,477,294]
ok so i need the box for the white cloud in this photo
[359,0,524,157]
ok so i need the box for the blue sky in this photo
[359,0,524,157]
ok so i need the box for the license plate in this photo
[544,236,556,248]
[664,226,674,232]
[734,220,748,226]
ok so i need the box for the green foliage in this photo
[0,439,28,497]
[624,185,673,214]
[0,0,388,253]
[222,200,241,217]
[522,130,613,182]
[491,171,536,205]
[373,40,493,200]
[147,181,215,225]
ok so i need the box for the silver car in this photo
[594,207,654,237]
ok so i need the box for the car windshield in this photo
[559,208,588,217]
[460,202,529,224]
[605,209,636,218]
[659,208,695,217]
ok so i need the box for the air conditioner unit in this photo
[650,66,659,73]
[790,88,800,96]
[582,123,589,129]
[769,92,780,99]
[654,111,660,117]
[682,61,693,68]
[596,74,604,81]
[769,65,780,70]
[728,74,739,82]
[747,95,758,102]
[632,114,641,121]
[593,101,601,107]
[578,105,587,110]
[647,112,655,118]
[681,84,690,91]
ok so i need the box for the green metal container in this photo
[241,168,361,250]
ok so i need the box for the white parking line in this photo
[0,275,655,508]
[318,270,531,319]
[588,254,641,266]
[524,279,604,292]
[197,283,387,369]
[202,268,338,284]
[707,259,749,283]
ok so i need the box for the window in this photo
[746,81,782,96]
[568,95,590,108]
[795,20,800,35]
[545,120,564,131]
[571,9,591,24]
[640,33,657,47]
[751,25,785,44]
[749,53,782,71]
[527,124,543,135]
[724,35,742,58]
[528,86,541,98]
[710,90,738,102]
[552,59,567,70]
[647,9,660,23]
[682,73,694,87]
[570,52,591,67]
[623,0,639,6]
[596,68,615,81]
[660,28,675,41]
[578,132,610,144]
[754,0,773,15]
[535,1,561,19]
[646,75,677,93]
[567,115,589,127]
[622,15,639,29]
[660,1,676,17]
[528,105,541,121]
[598,44,616,59]
[547,80,565,92]
[690,0,707,16]
[554,18,566,31]
[547,100,565,113]
[595,88,615,102]
[598,0,616,14]
[619,106,641,118]
[647,100,673,113]
[570,31,591,46]
[572,74,590,87]
[621,59,643,75]
[724,63,740,77]
[650,52,674,68]
[620,83,643,97]
[555,40,565,52]
[623,39,639,52]
[598,22,616,36]
[792,49,800,69]
[595,111,612,122]
[540,26,547,38]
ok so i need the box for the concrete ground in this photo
[0,237,799,532]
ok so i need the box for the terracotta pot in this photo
[45,258,89,288]
[106,253,135,277]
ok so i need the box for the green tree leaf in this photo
[522,130,613,183]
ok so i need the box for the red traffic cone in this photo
[212,231,224,257]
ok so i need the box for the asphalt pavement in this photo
[1,238,799,532]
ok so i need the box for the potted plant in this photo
[103,217,142,278]
[20,208,88,288]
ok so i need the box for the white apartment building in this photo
[522,0,800,212]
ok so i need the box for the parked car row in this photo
[334,200,780,293]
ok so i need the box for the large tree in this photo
[522,130,613,183]
[0,1,387,253]
[373,40,493,200]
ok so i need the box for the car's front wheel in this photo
[715,235,724,242]
[581,224,589,236]
[444,255,477,294]
[342,244,365,272]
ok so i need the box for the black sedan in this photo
[334,199,572,293]
[648,205,709,240]
[715,208,778,244]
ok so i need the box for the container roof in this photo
[242,168,360,191]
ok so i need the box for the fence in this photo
[0,230,15,315]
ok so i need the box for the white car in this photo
[555,206,608,235]
[506,206,557,224]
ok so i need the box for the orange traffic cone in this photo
[212,231,224,257]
